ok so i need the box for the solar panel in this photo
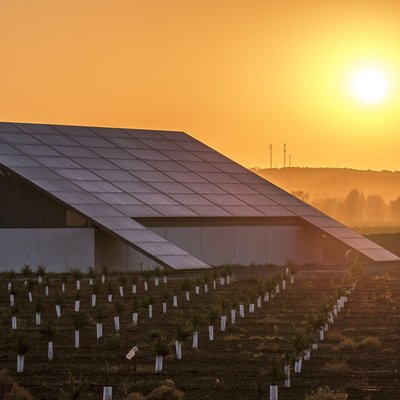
[113,181,155,193]
[91,169,136,182]
[216,183,258,195]
[151,204,199,217]
[73,180,122,193]
[73,157,118,170]
[222,205,264,216]
[111,159,155,171]
[0,144,23,155]
[175,140,211,152]
[115,204,163,217]
[148,181,194,194]
[122,129,165,140]
[32,134,77,146]
[108,137,152,149]
[0,132,41,145]
[130,170,174,182]
[235,194,279,206]
[183,182,226,194]
[0,155,42,167]
[141,139,182,151]
[180,161,220,173]
[15,123,58,134]
[55,169,100,181]
[254,205,295,217]
[54,146,98,158]
[92,147,133,159]
[73,204,124,217]
[55,192,104,205]
[160,150,203,162]
[169,193,212,205]
[72,136,114,148]
[93,217,146,230]
[0,122,24,132]
[12,167,62,180]
[126,148,170,161]
[115,229,168,243]
[203,193,246,206]
[32,179,83,192]
[94,192,142,205]
[37,157,81,169]
[14,144,60,157]
[165,171,207,183]
[187,205,232,216]
[89,127,130,138]
[199,172,240,184]
[53,125,96,136]
[144,160,188,172]
[132,193,177,205]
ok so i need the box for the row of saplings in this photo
[2,264,297,399]
[256,258,362,400]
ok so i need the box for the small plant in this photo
[114,300,125,315]
[35,297,43,313]
[36,265,46,277]
[41,322,56,340]
[72,313,89,330]
[61,273,69,284]
[207,306,220,325]
[103,333,123,350]
[87,267,97,280]
[13,333,30,355]
[68,372,87,400]
[95,304,111,323]
[71,268,82,282]
[21,265,33,278]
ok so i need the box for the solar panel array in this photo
[0,122,398,266]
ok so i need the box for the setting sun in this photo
[351,67,389,103]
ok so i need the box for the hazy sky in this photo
[1,1,400,170]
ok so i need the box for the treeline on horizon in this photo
[252,167,400,226]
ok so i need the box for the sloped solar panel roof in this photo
[0,122,398,266]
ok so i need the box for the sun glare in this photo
[351,67,389,103]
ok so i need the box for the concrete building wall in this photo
[150,224,323,266]
[0,228,95,272]
[95,229,161,272]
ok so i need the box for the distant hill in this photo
[252,167,400,203]
[251,167,400,227]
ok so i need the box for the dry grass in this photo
[0,370,36,400]
[357,336,382,350]
[248,335,264,341]
[223,334,242,341]
[321,361,352,373]
[145,385,185,400]
[339,338,357,351]
[5,384,36,400]
[126,394,144,400]
[305,386,348,400]
[326,330,346,343]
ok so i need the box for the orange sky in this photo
[1,0,400,170]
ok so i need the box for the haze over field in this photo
[254,167,400,227]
